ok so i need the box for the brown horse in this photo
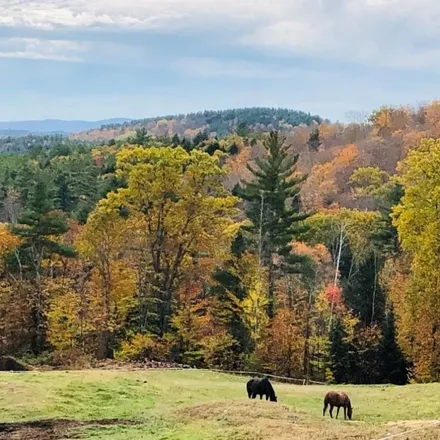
[323,391,352,420]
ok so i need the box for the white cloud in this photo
[1,0,440,69]
[175,57,345,82]
[0,0,265,30]
[176,57,294,79]
[238,1,440,70]
[0,37,86,62]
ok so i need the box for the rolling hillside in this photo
[70,107,325,142]
[0,118,132,136]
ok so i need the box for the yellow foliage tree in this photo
[77,209,136,358]
[47,279,86,353]
[392,138,440,380]
[92,146,239,339]
[0,223,20,270]
[258,309,304,377]
[235,254,269,347]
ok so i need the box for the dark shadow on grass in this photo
[0,418,140,439]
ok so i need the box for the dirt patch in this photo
[379,420,440,440]
[0,418,138,440]
[386,419,439,428]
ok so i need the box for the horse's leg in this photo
[344,406,347,420]
[323,402,328,417]
[259,394,263,400]
[329,405,334,418]
[336,406,340,419]
[266,394,269,401]
[251,393,257,399]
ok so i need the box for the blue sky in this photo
[0,0,440,122]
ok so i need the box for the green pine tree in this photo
[52,152,100,223]
[238,131,309,317]
[329,318,350,383]
[236,122,250,137]
[341,252,386,326]
[229,142,239,156]
[171,133,180,147]
[54,172,74,213]
[192,130,209,148]
[181,137,193,152]
[211,232,250,353]
[131,128,150,145]
[380,308,408,385]
[307,128,321,151]
[10,175,75,355]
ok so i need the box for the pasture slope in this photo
[0,370,439,439]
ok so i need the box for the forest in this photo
[1,102,440,385]
[72,107,325,142]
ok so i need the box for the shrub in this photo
[115,333,169,362]
[51,349,93,369]
[203,334,243,370]
[243,352,265,372]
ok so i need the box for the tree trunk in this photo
[267,261,275,319]
[371,251,378,325]
[100,261,113,359]
[97,330,113,360]
[329,225,345,330]
[31,278,46,355]
[303,311,311,383]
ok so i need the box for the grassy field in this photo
[0,369,439,439]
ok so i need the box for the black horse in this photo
[246,377,277,402]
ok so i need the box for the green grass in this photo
[0,370,439,439]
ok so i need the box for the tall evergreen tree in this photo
[171,133,180,147]
[181,137,193,152]
[380,308,408,385]
[211,232,250,353]
[372,182,404,255]
[54,172,74,213]
[341,252,386,326]
[236,122,250,137]
[131,128,150,145]
[192,130,209,148]
[229,142,239,156]
[307,128,321,151]
[329,318,350,383]
[10,175,75,354]
[238,131,309,317]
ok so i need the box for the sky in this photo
[0,0,440,122]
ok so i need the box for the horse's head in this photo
[347,406,353,420]
[270,395,277,402]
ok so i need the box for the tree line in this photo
[2,102,440,384]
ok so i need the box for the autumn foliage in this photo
[4,101,440,383]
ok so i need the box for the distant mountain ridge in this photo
[0,108,325,141]
[71,107,325,142]
[0,118,132,136]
